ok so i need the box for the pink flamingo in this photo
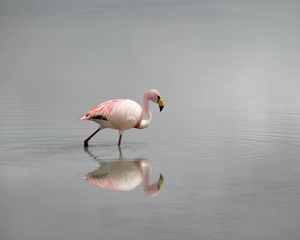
[84,148,164,197]
[80,89,165,146]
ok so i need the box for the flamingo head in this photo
[146,89,165,112]
[146,174,165,197]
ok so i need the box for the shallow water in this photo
[1,1,300,240]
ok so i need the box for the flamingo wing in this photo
[80,99,121,121]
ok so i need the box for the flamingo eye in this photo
[157,95,161,102]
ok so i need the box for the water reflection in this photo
[83,147,164,197]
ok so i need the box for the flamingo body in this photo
[84,160,164,196]
[80,89,165,146]
[81,99,142,130]
[84,161,142,191]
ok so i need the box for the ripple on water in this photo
[156,111,300,163]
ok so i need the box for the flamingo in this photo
[80,89,165,146]
[84,147,164,197]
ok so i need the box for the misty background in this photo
[1,1,300,240]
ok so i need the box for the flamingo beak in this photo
[157,98,165,112]
[157,174,164,190]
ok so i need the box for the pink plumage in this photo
[80,89,165,146]
[81,99,142,130]
[84,161,143,191]
[84,160,164,197]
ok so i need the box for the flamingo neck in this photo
[137,95,152,129]
[140,161,159,197]
[141,162,153,192]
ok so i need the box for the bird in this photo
[84,160,164,197]
[80,89,165,147]
[84,147,164,197]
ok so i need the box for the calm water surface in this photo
[1,1,300,240]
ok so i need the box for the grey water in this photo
[1,0,300,239]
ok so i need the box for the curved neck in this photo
[141,162,155,194]
[137,95,152,129]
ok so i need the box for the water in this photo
[1,1,300,239]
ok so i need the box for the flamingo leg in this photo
[118,134,123,146]
[118,146,123,159]
[84,128,101,147]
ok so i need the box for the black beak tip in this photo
[159,105,164,112]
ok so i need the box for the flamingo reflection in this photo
[83,147,164,197]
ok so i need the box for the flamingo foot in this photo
[83,128,101,147]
